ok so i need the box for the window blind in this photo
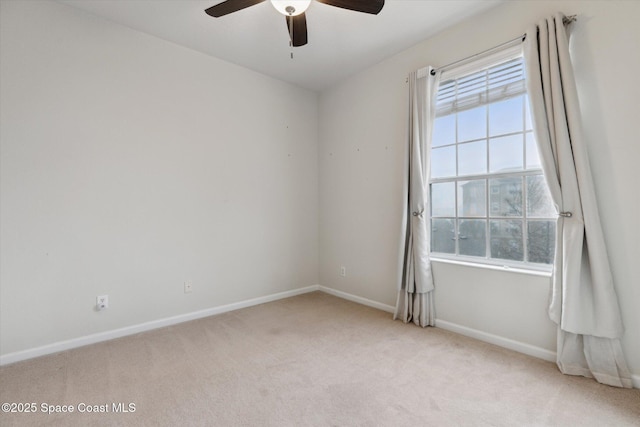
[435,57,526,117]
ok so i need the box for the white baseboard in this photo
[434,319,557,362]
[318,286,557,368]
[316,286,557,363]
[318,287,640,389]
[3,284,638,389]
[434,320,640,389]
[0,285,320,366]
[318,286,396,313]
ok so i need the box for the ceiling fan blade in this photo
[316,0,384,14]
[286,13,308,47]
[205,0,265,17]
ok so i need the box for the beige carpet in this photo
[1,291,639,426]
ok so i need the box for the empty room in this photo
[1,0,639,425]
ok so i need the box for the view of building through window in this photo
[430,53,556,267]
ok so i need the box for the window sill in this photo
[430,256,552,278]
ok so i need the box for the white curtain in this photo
[394,67,440,327]
[524,13,632,388]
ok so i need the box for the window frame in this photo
[429,45,555,273]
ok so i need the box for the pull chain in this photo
[288,14,294,59]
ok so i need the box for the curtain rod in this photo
[430,14,577,76]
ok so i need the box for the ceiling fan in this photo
[204,0,385,48]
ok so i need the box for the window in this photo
[430,46,556,269]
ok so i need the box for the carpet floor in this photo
[1,291,639,426]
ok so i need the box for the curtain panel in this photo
[524,13,632,388]
[394,67,440,327]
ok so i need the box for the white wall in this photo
[319,0,640,376]
[0,0,318,356]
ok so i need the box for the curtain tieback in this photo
[412,209,424,218]
[559,211,573,218]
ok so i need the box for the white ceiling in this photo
[57,0,504,92]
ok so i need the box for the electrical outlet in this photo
[340,266,346,277]
[96,295,109,311]
[184,281,193,294]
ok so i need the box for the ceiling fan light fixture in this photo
[270,0,311,16]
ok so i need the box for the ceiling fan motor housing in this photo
[271,1,311,16]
